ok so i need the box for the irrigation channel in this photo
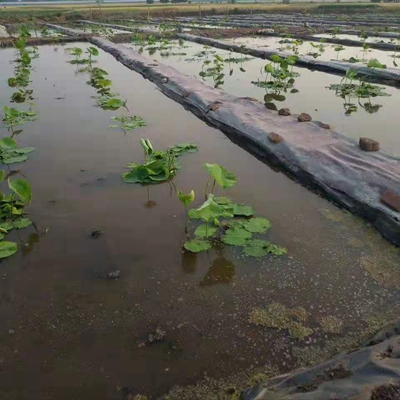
[0,16,399,400]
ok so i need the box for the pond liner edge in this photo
[90,37,400,247]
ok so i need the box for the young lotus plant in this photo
[85,46,99,66]
[140,138,154,162]
[178,189,195,234]
[183,184,286,257]
[203,163,236,197]
[67,47,84,64]
[334,45,345,60]
[123,139,198,185]
[184,193,234,253]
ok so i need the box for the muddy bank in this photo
[262,32,400,52]
[244,320,400,400]
[90,37,400,246]
[178,33,400,86]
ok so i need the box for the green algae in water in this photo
[294,308,400,367]
[249,302,291,329]
[319,207,344,222]
[291,306,309,323]
[319,204,400,290]
[320,316,344,334]
[289,322,314,340]
[249,303,313,340]
[163,366,279,400]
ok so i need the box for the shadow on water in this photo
[199,256,235,286]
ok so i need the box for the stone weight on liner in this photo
[298,113,312,122]
[359,138,380,152]
[269,132,283,144]
[278,108,291,116]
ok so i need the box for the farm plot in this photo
[1,40,399,399]
[125,38,400,153]
[224,36,400,67]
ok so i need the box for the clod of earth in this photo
[268,132,283,144]
[297,113,312,122]
[90,230,103,238]
[148,327,166,344]
[359,137,380,152]
[278,108,291,116]
[107,270,120,280]
[380,190,400,212]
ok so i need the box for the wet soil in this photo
[0,44,399,399]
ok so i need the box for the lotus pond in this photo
[224,36,400,68]
[125,38,400,153]
[0,40,400,399]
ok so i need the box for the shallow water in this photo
[0,44,399,399]
[125,39,400,154]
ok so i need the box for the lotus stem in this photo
[211,179,216,194]
[204,176,210,199]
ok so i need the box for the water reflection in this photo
[199,256,235,286]
[181,250,197,274]
[144,186,157,209]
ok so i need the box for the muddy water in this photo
[125,40,400,154]
[224,36,400,69]
[0,44,400,400]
